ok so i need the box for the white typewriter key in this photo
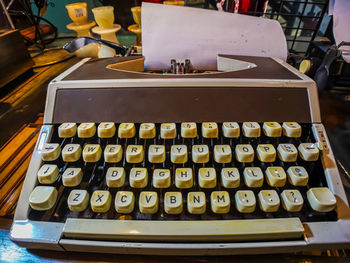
[58,123,77,138]
[187,192,206,214]
[181,122,197,138]
[307,187,337,212]
[37,164,59,184]
[221,168,240,188]
[263,122,282,137]
[265,167,286,187]
[82,144,102,162]
[281,190,304,212]
[198,168,217,188]
[287,166,309,186]
[104,145,123,163]
[277,144,298,162]
[118,123,136,138]
[148,145,166,163]
[139,191,158,214]
[29,186,57,211]
[139,123,156,139]
[298,143,319,161]
[77,123,96,138]
[160,123,176,139]
[214,145,232,163]
[242,122,260,138]
[202,122,218,138]
[258,190,280,212]
[235,144,254,163]
[192,145,209,163]
[91,190,111,213]
[282,122,302,138]
[153,169,171,188]
[171,145,188,163]
[115,191,135,213]
[62,168,83,187]
[67,189,89,212]
[129,168,148,188]
[235,190,256,213]
[98,122,116,138]
[175,168,193,189]
[41,143,61,161]
[222,122,240,138]
[256,144,276,162]
[106,167,125,188]
[62,144,82,162]
[211,191,230,214]
[164,192,183,214]
[243,167,264,187]
[126,145,144,163]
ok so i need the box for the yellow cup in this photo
[131,6,141,26]
[66,2,88,25]
[163,1,185,6]
[92,6,114,29]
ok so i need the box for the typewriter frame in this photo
[10,57,350,254]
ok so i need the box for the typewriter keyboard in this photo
[29,122,337,225]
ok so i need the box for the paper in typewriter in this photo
[142,3,288,70]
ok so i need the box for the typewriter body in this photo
[10,55,350,255]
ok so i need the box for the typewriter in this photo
[10,55,350,255]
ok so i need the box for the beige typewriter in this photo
[10,55,350,255]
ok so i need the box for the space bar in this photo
[63,218,304,242]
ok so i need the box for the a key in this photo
[287,166,309,186]
[198,168,217,188]
[126,145,144,163]
[115,191,135,213]
[37,164,59,184]
[139,191,158,214]
[148,145,166,163]
[235,190,256,213]
[91,190,111,213]
[282,122,302,138]
[265,167,286,187]
[62,167,83,187]
[243,167,264,187]
[139,123,156,139]
[106,167,125,188]
[82,144,102,162]
[58,123,77,138]
[263,122,282,137]
[41,143,61,161]
[187,192,206,214]
[281,190,303,212]
[221,168,240,188]
[235,144,254,163]
[211,191,230,214]
[118,123,136,138]
[67,190,89,212]
[77,123,96,138]
[214,145,232,163]
[62,144,81,162]
[242,122,260,138]
[153,169,171,188]
[129,168,148,188]
[171,145,188,163]
[104,145,123,163]
[298,143,319,161]
[258,190,280,212]
[175,168,193,189]
[192,145,209,163]
[98,122,116,138]
[307,187,336,212]
[256,144,276,162]
[181,122,197,138]
[222,122,240,138]
[277,144,298,162]
[160,123,176,139]
[29,186,57,211]
[202,122,218,138]
[164,192,183,214]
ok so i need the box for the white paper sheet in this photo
[141,3,288,70]
[333,0,350,63]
